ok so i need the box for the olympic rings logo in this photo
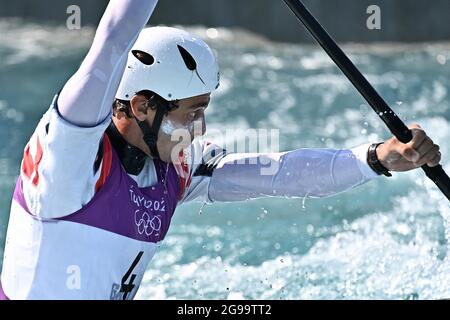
[134,210,162,237]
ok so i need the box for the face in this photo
[157,93,210,163]
[163,93,211,141]
[125,93,210,163]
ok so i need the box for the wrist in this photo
[375,143,389,168]
[368,143,392,177]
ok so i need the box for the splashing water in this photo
[1,20,450,299]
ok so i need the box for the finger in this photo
[415,137,435,159]
[408,123,422,130]
[407,129,426,149]
[427,152,441,167]
[416,145,440,167]
[398,144,420,162]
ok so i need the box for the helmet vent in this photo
[177,45,206,85]
[132,50,155,66]
[177,45,197,70]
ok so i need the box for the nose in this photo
[192,116,206,138]
[201,116,207,136]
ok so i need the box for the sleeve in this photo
[58,0,158,126]
[179,141,379,204]
[21,99,110,219]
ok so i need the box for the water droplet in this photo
[359,104,369,116]
[198,202,207,215]
[206,28,219,39]
[436,54,447,65]
[301,194,309,210]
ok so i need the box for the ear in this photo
[130,95,152,122]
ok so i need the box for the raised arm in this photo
[58,0,158,126]
[20,0,158,219]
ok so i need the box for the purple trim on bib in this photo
[12,140,180,244]
[13,178,31,214]
[0,281,9,300]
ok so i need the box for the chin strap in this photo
[136,101,167,160]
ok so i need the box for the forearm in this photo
[208,144,379,202]
[58,0,158,126]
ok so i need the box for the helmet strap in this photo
[137,101,166,160]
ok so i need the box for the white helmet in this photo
[116,26,220,101]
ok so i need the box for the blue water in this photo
[1,20,450,299]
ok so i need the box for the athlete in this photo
[0,0,441,300]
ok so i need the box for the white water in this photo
[0,21,449,300]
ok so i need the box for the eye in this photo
[187,106,207,121]
[188,111,200,120]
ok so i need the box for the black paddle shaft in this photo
[283,0,450,202]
